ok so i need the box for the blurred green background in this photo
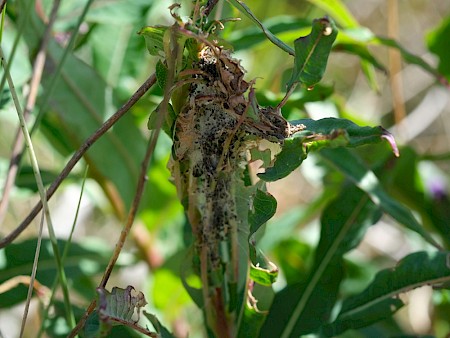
[0,0,449,337]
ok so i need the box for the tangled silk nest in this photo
[169,45,301,268]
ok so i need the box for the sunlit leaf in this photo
[139,26,168,57]
[287,17,338,90]
[307,0,359,28]
[249,261,278,286]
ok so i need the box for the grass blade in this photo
[0,46,75,331]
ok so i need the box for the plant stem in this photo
[0,73,156,248]
[68,119,162,337]
[0,45,75,334]
[0,0,61,228]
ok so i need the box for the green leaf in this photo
[334,40,386,73]
[307,0,359,28]
[22,9,151,213]
[0,239,111,307]
[319,147,441,248]
[372,36,449,86]
[15,166,60,192]
[144,312,175,338]
[323,251,450,336]
[427,16,450,82]
[337,25,449,87]
[249,261,278,286]
[155,59,168,89]
[264,185,381,337]
[249,189,277,237]
[273,239,313,285]
[263,260,345,338]
[292,118,398,151]
[147,102,177,136]
[138,25,168,56]
[287,17,338,90]
[227,16,311,52]
[237,301,267,338]
[258,118,398,182]
[227,0,295,55]
[258,137,306,182]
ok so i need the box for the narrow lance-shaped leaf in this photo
[264,186,382,337]
[287,17,338,91]
[258,118,398,182]
[319,147,442,248]
[323,251,450,336]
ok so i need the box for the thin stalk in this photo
[20,213,44,338]
[68,125,163,337]
[387,0,406,128]
[0,73,156,248]
[36,166,89,338]
[0,0,62,228]
[0,45,75,330]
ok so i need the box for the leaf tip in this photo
[380,128,399,157]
